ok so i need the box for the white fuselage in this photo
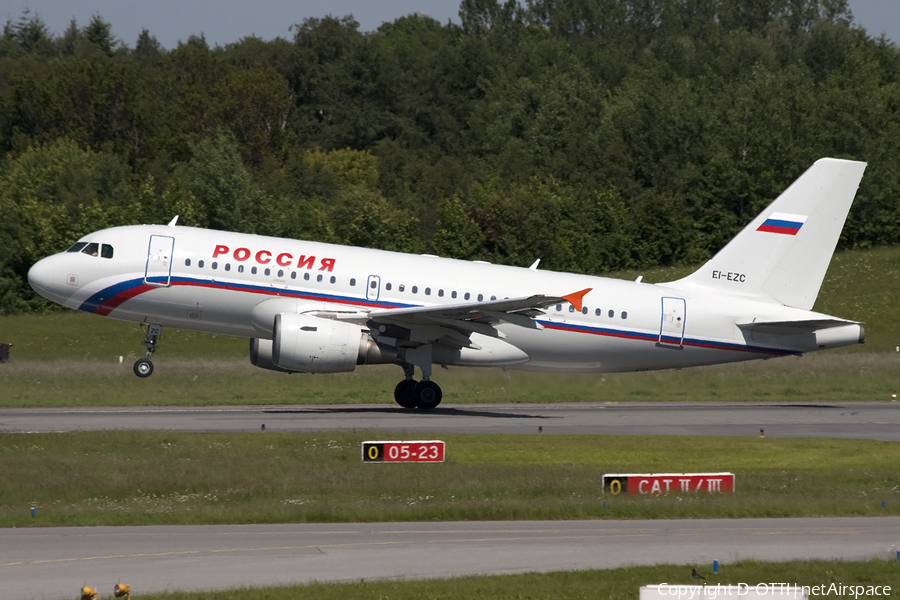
[27,224,863,374]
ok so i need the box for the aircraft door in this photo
[366,275,381,302]
[657,297,686,349]
[145,235,175,287]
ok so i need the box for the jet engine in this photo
[250,313,395,373]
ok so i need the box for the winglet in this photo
[562,288,592,312]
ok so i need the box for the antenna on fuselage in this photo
[167,215,179,227]
[529,258,541,270]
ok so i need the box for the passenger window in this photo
[316,274,322,282]
[67,242,88,253]
[199,260,205,268]
[582,307,587,315]
[291,271,297,279]
[265,268,271,276]
[399,284,405,292]
[568,305,574,313]
[330,276,336,284]
[277,269,284,278]
[438,289,444,297]
[225,264,231,272]
[350,278,355,286]
[385,283,392,291]
[595,308,601,316]
[412,286,418,294]
[212,262,218,270]
[304,272,310,281]
[238,265,244,273]
[185,258,191,267]
[81,242,100,257]
[251,266,257,275]
[477,294,483,301]
[622,311,628,319]
[464,292,470,300]
[425,287,431,296]
[491,296,496,301]
[556,304,562,312]
[370,281,377,289]
[451,291,457,299]
[101,244,114,259]
[608,310,615,318]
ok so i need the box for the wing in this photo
[367,288,591,348]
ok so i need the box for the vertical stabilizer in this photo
[666,158,866,310]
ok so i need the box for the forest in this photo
[0,0,898,313]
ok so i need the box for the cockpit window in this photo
[70,242,113,258]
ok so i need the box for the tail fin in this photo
[666,158,866,310]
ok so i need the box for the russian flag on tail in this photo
[757,212,807,235]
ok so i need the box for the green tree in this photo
[83,14,118,56]
[0,10,56,57]
[286,147,420,251]
[175,131,274,234]
[0,139,140,312]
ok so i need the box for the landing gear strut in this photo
[133,323,162,378]
[393,356,443,410]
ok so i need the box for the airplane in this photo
[27,157,867,409]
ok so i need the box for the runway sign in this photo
[362,440,445,463]
[603,472,734,495]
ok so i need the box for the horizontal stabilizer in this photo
[736,318,859,335]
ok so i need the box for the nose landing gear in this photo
[133,323,162,378]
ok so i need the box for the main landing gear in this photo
[393,361,442,410]
[133,323,162,378]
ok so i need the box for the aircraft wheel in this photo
[415,381,442,410]
[394,379,419,408]
[133,358,154,378]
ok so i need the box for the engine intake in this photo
[250,312,395,373]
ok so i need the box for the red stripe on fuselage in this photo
[92,278,396,316]
[93,284,156,316]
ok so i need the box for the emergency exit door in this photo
[657,297,686,349]
[145,235,175,286]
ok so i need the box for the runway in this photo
[3,518,899,599]
[1,401,899,440]
[4,402,899,599]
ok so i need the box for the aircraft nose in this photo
[28,256,64,301]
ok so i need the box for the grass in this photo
[75,559,900,599]
[1,245,899,407]
[1,351,898,406]
[3,432,899,528]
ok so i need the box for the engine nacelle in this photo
[249,338,294,372]
[251,313,396,374]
